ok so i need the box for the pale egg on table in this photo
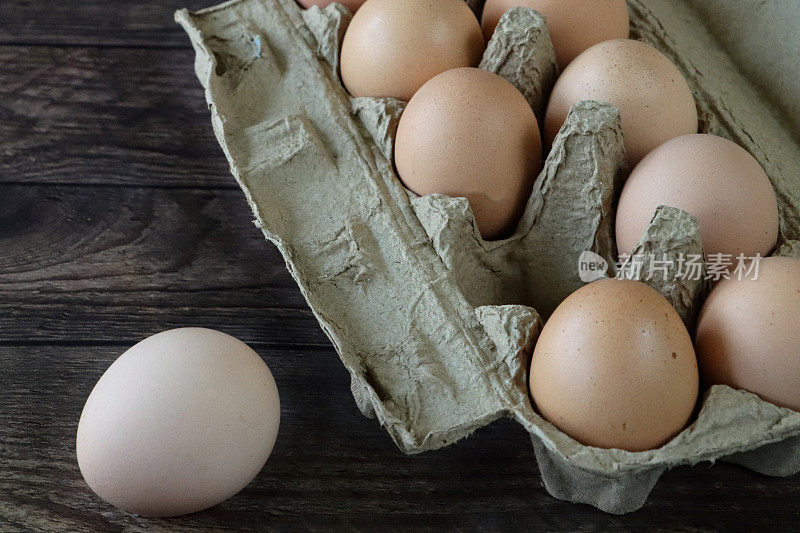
[76,328,281,517]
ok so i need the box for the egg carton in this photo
[176,0,800,514]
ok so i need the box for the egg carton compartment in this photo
[176,0,800,514]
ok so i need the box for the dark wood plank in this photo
[0,45,230,188]
[0,184,329,346]
[0,0,214,48]
[1,344,799,531]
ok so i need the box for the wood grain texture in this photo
[0,46,230,187]
[2,344,800,532]
[0,0,213,48]
[0,184,327,346]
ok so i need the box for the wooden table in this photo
[1,1,797,530]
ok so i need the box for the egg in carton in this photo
[176,0,800,513]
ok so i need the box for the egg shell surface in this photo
[76,328,281,517]
[530,279,699,452]
[340,0,484,101]
[544,38,697,165]
[615,133,779,258]
[695,257,800,412]
[395,67,542,240]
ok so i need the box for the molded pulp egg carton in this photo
[176,0,800,513]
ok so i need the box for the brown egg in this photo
[544,39,697,165]
[395,67,541,240]
[530,279,699,451]
[297,0,365,13]
[695,257,800,411]
[615,134,779,258]
[481,0,630,68]
[340,0,484,101]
